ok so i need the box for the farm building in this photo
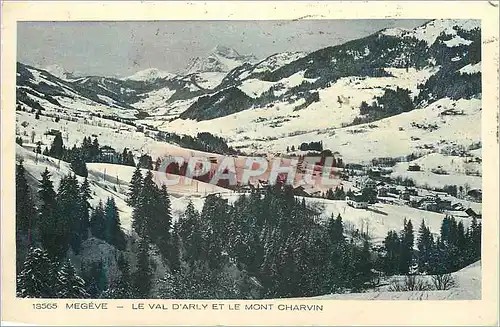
[408,163,421,171]
[346,193,368,209]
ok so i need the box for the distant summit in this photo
[123,68,176,82]
[43,64,78,80]
[184,45,258,74]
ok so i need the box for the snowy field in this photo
[309,260,481,300]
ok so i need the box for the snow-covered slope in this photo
[312,261,481,300]
[16,18,482,169]
[16,63,139,119]
[16,144,135,231]
[410,19,480,46]
[381,19,480,47]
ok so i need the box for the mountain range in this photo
[16,19,481,162]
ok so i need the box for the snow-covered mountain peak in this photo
[185,45,258,74]
[43,64,75,80]
[212,45,241,58]
[409,19,480,45]
[123,68,176,82]
[379,19,480,46]
[380,27,410,37]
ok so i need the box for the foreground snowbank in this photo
[311,261,481,300]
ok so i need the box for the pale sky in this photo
[17,20,428,78]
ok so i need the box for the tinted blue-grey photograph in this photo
[15,19,481,300]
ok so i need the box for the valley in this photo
[14,19,482,300]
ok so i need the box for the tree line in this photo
[43,134,136,177]
[16,161,127,297]
[379,215,481,276]
[16,161,481,299]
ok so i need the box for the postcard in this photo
[1,1,499,326]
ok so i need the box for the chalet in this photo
[436,197,452,211]
[46,129,61,136]
[377,186,388,197]
[407,163,421,171]
[368,167,382,177]
[346,193,368,209]
[406,187,418,196]
[420,194,434,203]
[293,185,310,197]
[400,190,411,201]
[371,157,398,167]
[419,201,439,212]
[409,195,424,208]
[345,163,364,170]
[465,208,482,219]
[355,176,376,190]
[451,202,465,211]
[444,210,470,219]
[100,145,116,158]
[388,186,400,195]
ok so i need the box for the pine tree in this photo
[455,220,467,267]
[468,216,481,263]
[16,161,36,233]
[351,239,373,291]
[324,213,347,290]
[90,138,101,161]
[38,168,67,259]
[200,194,230,270]
[154,157,162,171]
[179,200,204,263]
[82,260,108,298]
[57,174,82,254]
[102,254,133,299]
[417,219,434,273]
[150,184,172,260]
[169,222,182,273]
[399,219,414,274]
[131,170,155,239]
[383,230,400,275]
[56,261,90,298]
[126,151,136,167]
[17,247,56,298]
[49,133,64,159]
[440,216,451,244]
[70,155,88,178]
[82,137,92,161]
[104,197,126,250]
[133,237,152,298]
[78,178,91,240]
[138,154,153,170]
[127,166,143,207]
[90,201,106,239]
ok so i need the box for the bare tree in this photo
[431,273,456,290]
[389,275,432,292]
